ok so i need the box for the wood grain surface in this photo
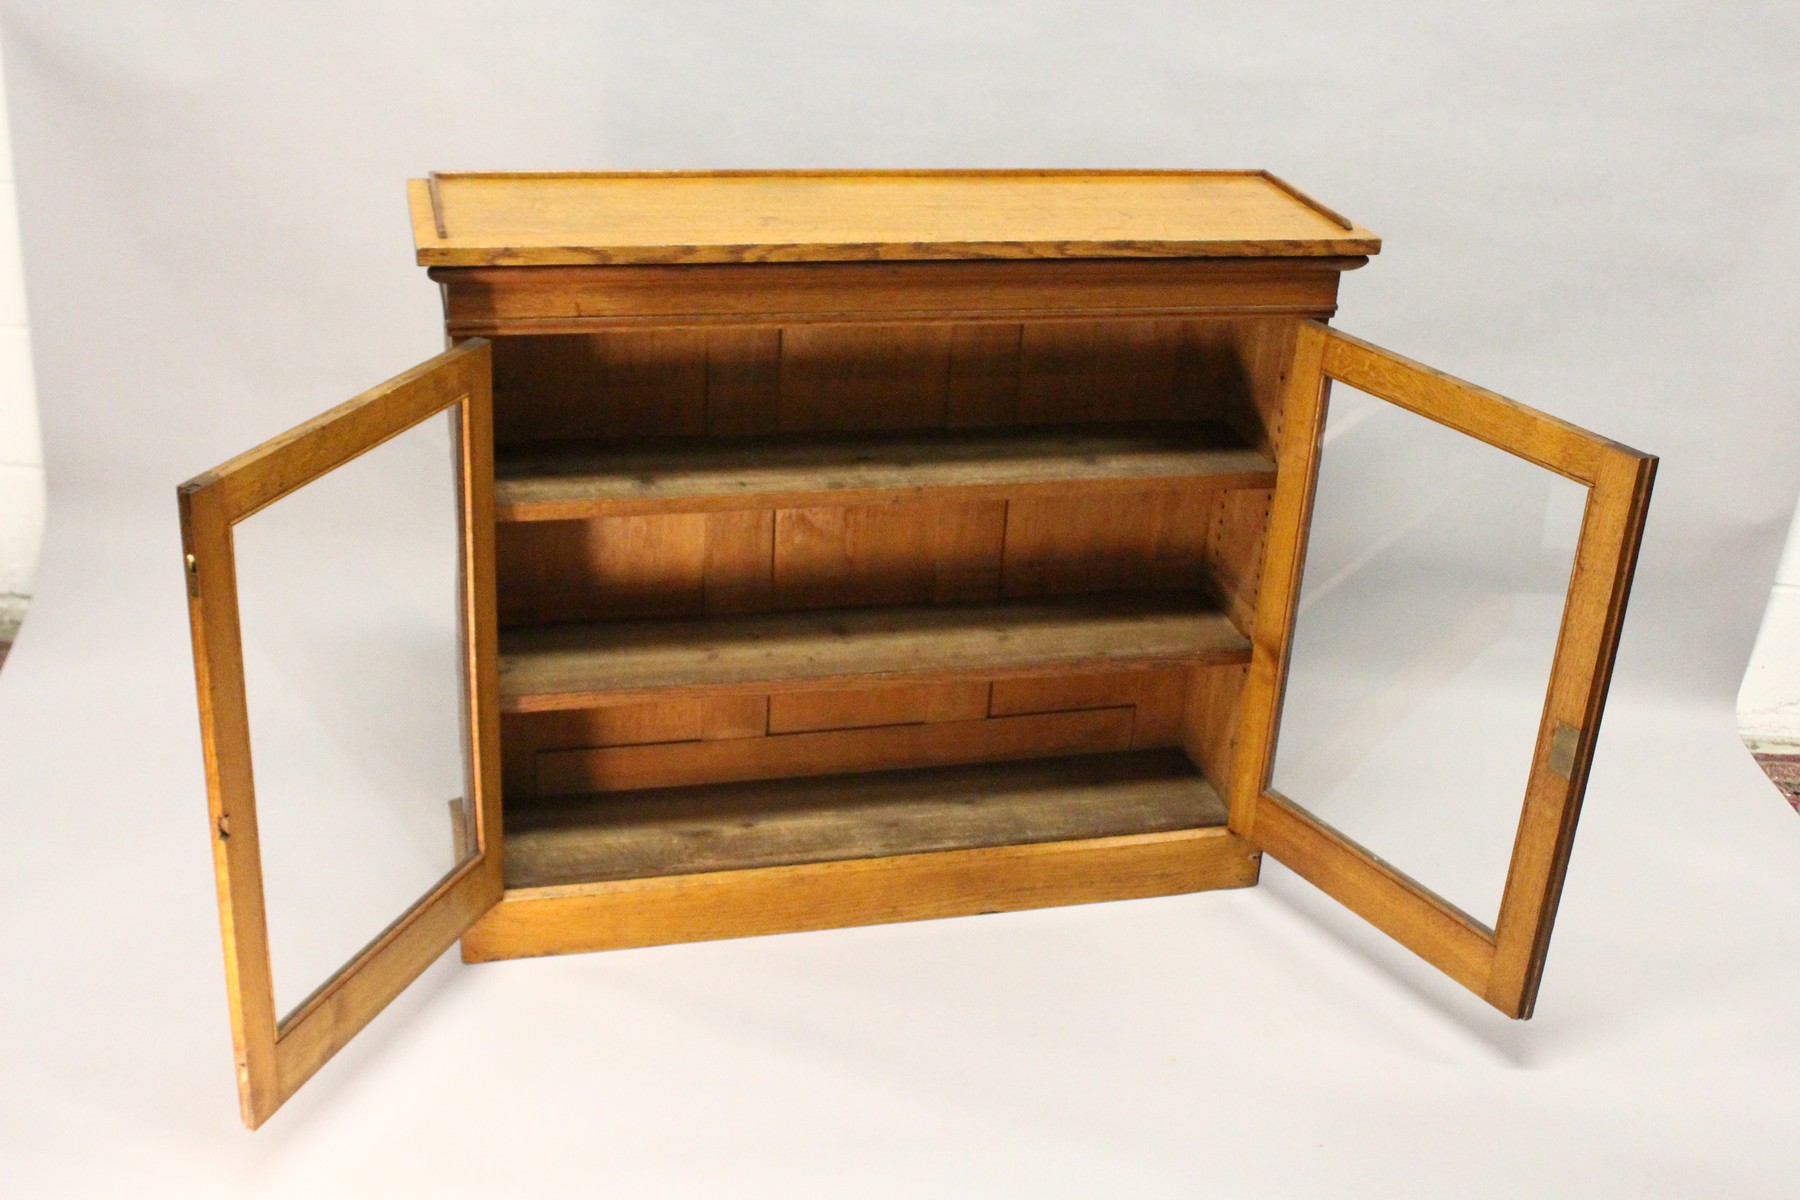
[1232,321,1656,1018]
[505,749,1227,887]
[495,422,1274,521]
[179,341,502,1128]
[438,259,1362,335]
[410,170,1379,266]
[462,826,1261,961]
[498,593,1251,712]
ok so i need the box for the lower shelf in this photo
[466,818,1255,965]
[503,749,1227,889]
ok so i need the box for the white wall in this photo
[0,42,40,642]
[1,5,1798,1194]
[1738,498,1800,750]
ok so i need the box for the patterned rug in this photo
[1751,750,1800,813]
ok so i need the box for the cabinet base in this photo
[460,826,1260,962]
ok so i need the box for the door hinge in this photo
[185,553,199,597]
[1548,721,1582,781]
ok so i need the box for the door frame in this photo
[178,340,500,1126]
[1230,321,1655,1018]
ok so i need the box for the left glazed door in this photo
[178,340,501,1128]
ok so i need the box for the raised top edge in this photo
[408,170,1381,267]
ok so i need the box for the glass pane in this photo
[1268,383,1586,928]
[233,409,471,1022]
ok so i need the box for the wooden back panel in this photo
[487,318,1287,447]
[466,266,1307,815]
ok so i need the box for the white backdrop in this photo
[1,3,1797,1196]
[0,46,42,639]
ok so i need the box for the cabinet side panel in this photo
[1178,319,1295,789]
[1206,486,1274,633]
[1229,318,1301,458]
[1183,661,1249,794]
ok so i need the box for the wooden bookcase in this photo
[179,171,1656,1127]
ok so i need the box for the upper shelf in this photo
[409,170,1381,267]
[494,422,1276,521]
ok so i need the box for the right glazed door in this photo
[1232,322,1655,1018]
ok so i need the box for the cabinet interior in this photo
[489,316,1298,891]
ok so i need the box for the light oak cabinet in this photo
[179,171,1654,1127]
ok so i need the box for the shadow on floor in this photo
[0,599,19,672]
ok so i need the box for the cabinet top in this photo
[407,170,1381,267]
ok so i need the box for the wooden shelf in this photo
[503,749,1227,888]
[494,422,1275,521]
[499,593,1251,713]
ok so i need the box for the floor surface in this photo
[1,503,1797,1198]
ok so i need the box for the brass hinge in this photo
[185,553,199,597]
[1548,721,1582,781]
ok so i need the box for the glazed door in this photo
[1232,323,1654,1018]
[179,340,500,1127]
